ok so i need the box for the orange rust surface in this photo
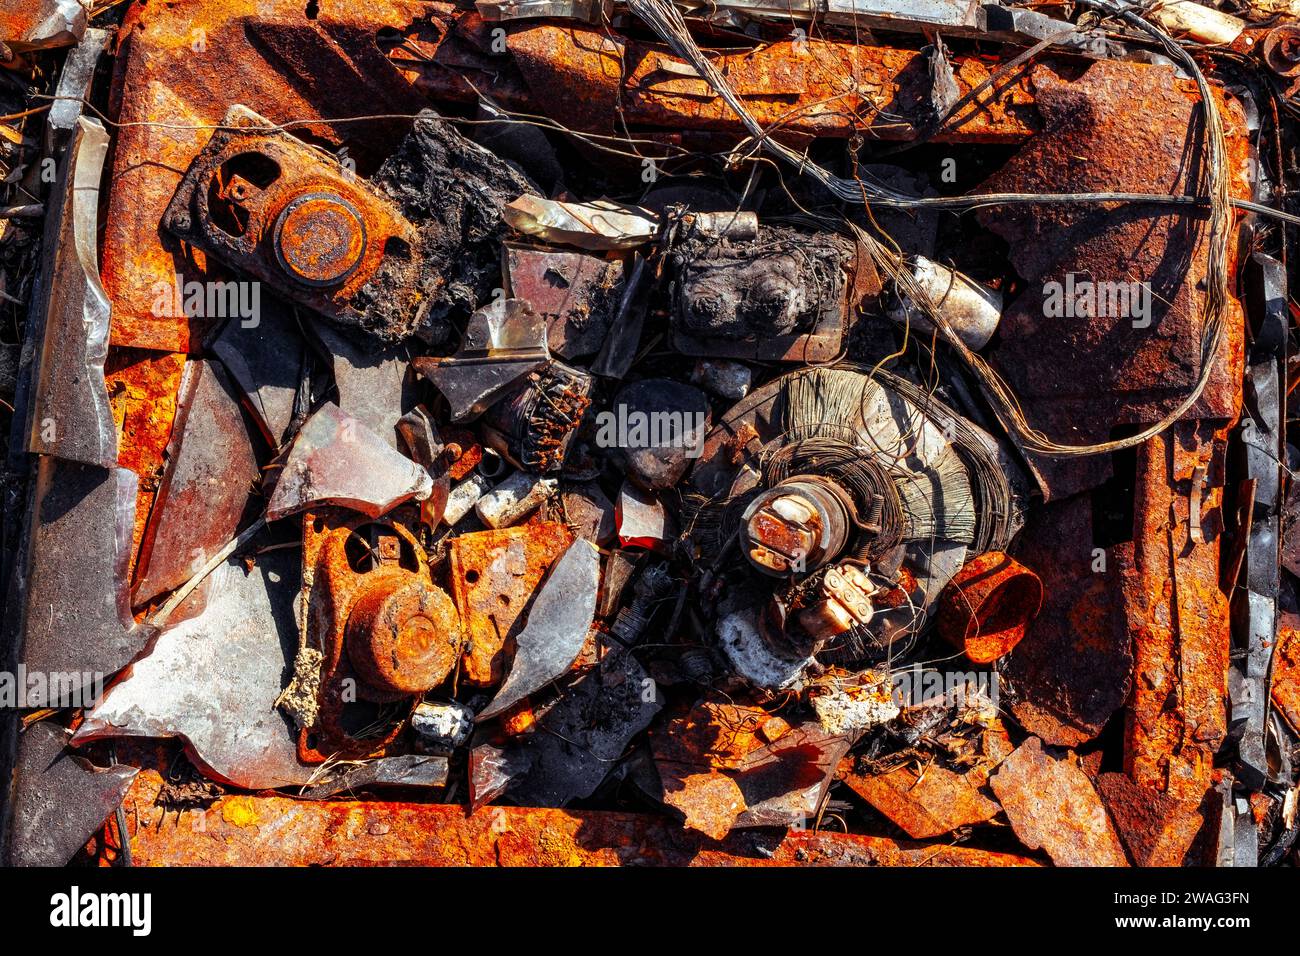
[504,24,1041,144]
[1122,421,1232,801]
[936,551,1043,664]
[650,695,850,840]
[448,522,574,686]
[990,737,1129,867]
[297,513,433,762]
[106,769,1043,866]
[104,348,187,573]
[977,63,1249,499]
[837,720,1012,840]
[1273,612,1300,734]
[1095,771,1212,866]
[838,758,1000,839]
[103,0,436,353]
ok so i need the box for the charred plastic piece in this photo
[483,362,594,473]
[470,647,661,809]
[609,563,675,646]
[414,298,549,422]
[670,224,850,362]
[691,359,752,400]
[373,111,536,339]
[162,106,423,342]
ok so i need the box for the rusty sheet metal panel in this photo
[104,348,187,569]
[504,23,1041,144]
[1274,612,1300,734]
[1095,771,1214,867]
[3,721,136,867]
[23,116,116,469]
[977,62,1249,499]
[449,522,574,686]
[1003,495,1133,747]
[131,358,260,606]
[990,736,1129,866]
[107,768,1043,866]
[1122,421,1231,801]
[101,0,436,353]
[838,756,1002,839]
[9,458,154,706]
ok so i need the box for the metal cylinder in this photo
[936,551,1043,664]
[888,256,1003,351]
[272,191,367,287]
[740,477,854,576]
[345,570,462,696]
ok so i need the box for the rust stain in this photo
[1273,612,1300,734]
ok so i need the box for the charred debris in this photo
[0,0,1298,868]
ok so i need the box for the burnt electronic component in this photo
[164,107,534,345]
[162,105,424,342]
[482,362,594,474]
[669,224,851,362]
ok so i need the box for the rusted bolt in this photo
[345,569,462,695]
[272,192,368,287]
[937,551,1043,664]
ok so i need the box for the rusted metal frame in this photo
[108,767,1045,866]
[498,20,1044,145]
[1122,420,1231,805]
[101,0,435,354]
